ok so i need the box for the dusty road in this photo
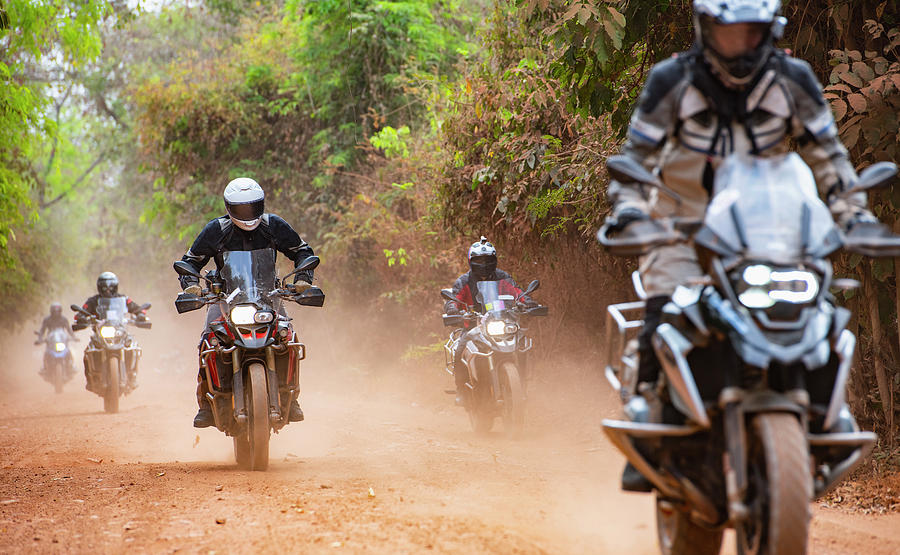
[2,309,900,554]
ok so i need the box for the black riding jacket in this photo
[179,214,315,289]
[39,314,74,339]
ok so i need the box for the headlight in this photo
[485,320,507,336]
[54,342,66,352]
[100,326,117,338]
[736,265,820,309]
[254,311,274,323]
[230,305,257,325]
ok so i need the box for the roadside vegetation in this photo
[1,0,900,459]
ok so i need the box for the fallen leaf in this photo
[215,517,226,525]
[193,435,200,448]
[86,458,102,464]
[156,472,166,477]
[215,485,223,492]
[368,487,376,498]
[320,484,331,489]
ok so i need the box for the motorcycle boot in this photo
[620,295,669,492]
[288,399,304,422]
[620,395,655,492]
[193,376,215,428]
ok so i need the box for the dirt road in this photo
[2,312,900,554]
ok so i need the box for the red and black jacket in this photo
[444,269,530,315]
[75,294,146,322]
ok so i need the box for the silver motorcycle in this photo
[597,153,900,554]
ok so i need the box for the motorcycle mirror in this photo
[282,256,320,283]
[173,261,203,280]
[606,155,682,205]
[174,293,205,314]
[140,303,151,311]
[847,161,898,195]
[136,321,153,329]
[523,279,540,296]
[294,286,325,307]
[525,305,549,317]
[70,304,92,317]
[607,155,659,186]
[440,289,457,302]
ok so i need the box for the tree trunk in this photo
[864,264,894,450]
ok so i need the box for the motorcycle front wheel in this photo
[736,412,811,555]
[498,361,525,438]
[235,363,270,471]
[656,498,723,555]
[104,356,120,413]
[53,361,64,394]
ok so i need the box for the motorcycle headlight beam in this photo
[54,342,66,352]
[485,320,508,336]
[230,305,258,325]
[99,326,117,338]
[736,266,820,309]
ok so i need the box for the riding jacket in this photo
[609,48,866,224]
[444,269,530,315]
[179,213,315,289]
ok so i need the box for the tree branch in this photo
[39,152,107,210]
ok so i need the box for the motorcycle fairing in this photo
[220,249,281,349]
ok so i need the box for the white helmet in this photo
[693,0,786,89]
[224,177,265,231]
[467,236,497,280]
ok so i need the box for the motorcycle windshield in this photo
[221,249,277,308]
[703,153,837,262]
[97,297,128,324]
[47,328,68,344]
[475,280,514,313]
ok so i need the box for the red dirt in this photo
[2,306,899,554]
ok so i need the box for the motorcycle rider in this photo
[35,302,76,378]
[178,177,315,428]
[444,237,535,406]
[604,0,880,490]
[36,302,75,342]
[74,272,149,390]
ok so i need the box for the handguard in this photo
[596,218,684,257]
[842,222,900,257]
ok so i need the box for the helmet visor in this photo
[227,199,265,223]
[469,255,497,279]
[705,21,768,59]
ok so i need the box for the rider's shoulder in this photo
[639,53,693,112]
[773,51,823,102]
[494,268,513,280]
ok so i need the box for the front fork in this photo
[720,387,809,523]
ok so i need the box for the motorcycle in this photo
[72,298,152,413]
[441,279,548,436]
[173,249,324,471]
[34,327,76,394]
[596,152,900,554]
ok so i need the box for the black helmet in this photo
[97,272,119,298]
[693,0,785,89]
[50,302,62,317]
[467,236,497,281]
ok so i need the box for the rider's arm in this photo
[268,215,316,283]
[608,56,687,219]
[179,219,219,289]
[125,297,147,318]
[445,274,470,313]
[780,56,870,226]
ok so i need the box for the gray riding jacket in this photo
[609,48,866,225]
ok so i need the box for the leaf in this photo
[873,258,894,282]
[891,74,900,92]
[838,72,864,88]
[847,93,867,113]
[852,62,875,82]
[825,83,853,94]
[602,19,622,50]
[607,6,626,27]
[830,99,847,121]
[848,50,862,62]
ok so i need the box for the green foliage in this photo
[370,126,411,158]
